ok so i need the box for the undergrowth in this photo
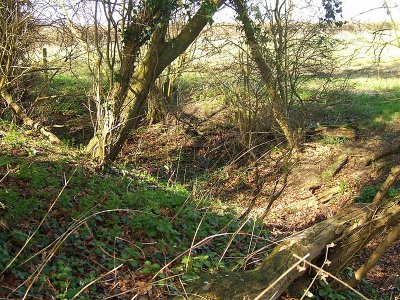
[0,122,270,299]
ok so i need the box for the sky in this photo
[342,0,399,22]
[214,0,400,23]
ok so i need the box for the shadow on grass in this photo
[309,86,400,134]
[0,137,270,299]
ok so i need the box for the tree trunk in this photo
[147,77,174,125]
[177,204,370,300]
[233,0,298,150]
[178,165,400,299]
[86,88,157,163]
[85,0,226,164]
[0,88,61,144]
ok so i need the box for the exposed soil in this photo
[121,107,400,297]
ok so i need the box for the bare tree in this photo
[0,0,61,143]
[58,0,226,164]
[231,0,342,149]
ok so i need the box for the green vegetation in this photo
[0,124,269,299]
[42,72,90,116]
[334,89,400,128]
[317,282,347,300]
[355,184,399,203]
[1,0,400,299]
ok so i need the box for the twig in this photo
[71,264,123,299]
[254,253,310,300]
[293,254,370,300]
[186,210,207,271]
[218,216,251,265]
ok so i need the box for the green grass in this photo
[2,125,26,148]
[334,90,400,128]
[304,75,400,130]
[31,71,91,120]
[48,73,91,115]
[355,184,399,203]
[320,136,349,145]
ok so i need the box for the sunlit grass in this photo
[348,76,400,92]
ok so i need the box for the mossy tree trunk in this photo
[84,0,226,164]
[177,166,400,299]
[178,204,370,299]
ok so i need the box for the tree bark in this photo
[86,0,226,164]
[177,204,369,300]
[0,89,61,144]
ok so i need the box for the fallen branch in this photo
[0,89,61,144]
[346,221,400,288]
[366,143,400,166]
[331,153,349,177]
[32,93,85,106]
[177,204,369,300]
[367,165,400,220]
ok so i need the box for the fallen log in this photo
[331,153,349,177]
[0,89,61,144]
[315,186,341,203]
[366,142,400,166]
[291,203,400,295]
[177,204,369,300]
[175,162,400,300]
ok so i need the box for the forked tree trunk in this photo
[86,57,158,162]
[85,0,226,164]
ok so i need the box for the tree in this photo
[60,0,226,164]
[175,165,400,299]
[0,0,61,143]
[231,0,343,149]
[232,0,299,149]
